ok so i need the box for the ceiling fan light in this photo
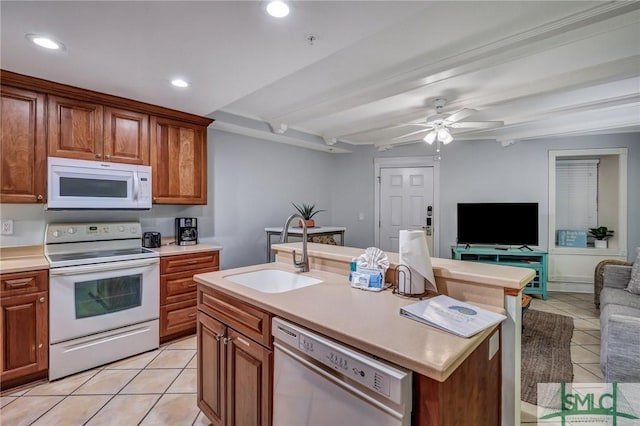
[441,131,453,144]
[424,130,436,144]
[437,127,450,141]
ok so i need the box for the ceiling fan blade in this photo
[444,108,476,124]
[391,127,431,140]
[449,121,503,129]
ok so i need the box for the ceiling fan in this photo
[393,98,503,145]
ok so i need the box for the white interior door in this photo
[378,167,435,254]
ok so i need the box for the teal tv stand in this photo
[450,246,548,300]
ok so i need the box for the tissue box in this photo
[350,267,383,290]
[557,230,587,247]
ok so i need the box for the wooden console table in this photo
[265,226,346,262]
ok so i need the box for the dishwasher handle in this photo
[274,341,405,421]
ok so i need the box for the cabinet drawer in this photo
[0,270,48,296]
[161,267,217,305]
[161,251,219,274]
[198,287,272,349]
[160,300,197,339]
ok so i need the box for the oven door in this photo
[49,258,159,344]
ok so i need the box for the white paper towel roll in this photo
[398,230,436,294]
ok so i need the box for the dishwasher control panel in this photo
[272,317,411,405]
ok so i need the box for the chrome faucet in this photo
[280,213,309,272]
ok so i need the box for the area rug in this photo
[521,309,574,405]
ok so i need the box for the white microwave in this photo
[47,157,152,210]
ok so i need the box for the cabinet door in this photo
[48,95,104,161]
[103,107,149,165]
[0,86,46,203]
[226,328,272,426]
[198,312,226,426]
[150,116,207,204]
[0,291,48,384]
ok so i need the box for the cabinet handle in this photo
[236,336,251,347]
[188,313,197,318]
[5,278,32,288]
[96,153,102,158]
[187,260,199,264]
[223,337,232,345]
[37,194,43,200]
[187,283,197,288]
[105,154,111,159]
[215,334,223,342]
[39,297,45,303]
[38,343,43,349]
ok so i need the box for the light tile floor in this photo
[0,335,210,426]
[1,292,601,425]
[521,291,603,424]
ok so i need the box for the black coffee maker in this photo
[175,218,198,246]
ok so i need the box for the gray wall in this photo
[1,130,637,266]
[331,133,640,260]
[210,130,334,269]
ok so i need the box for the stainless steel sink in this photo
[225,269,322,293]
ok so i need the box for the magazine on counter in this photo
[399,295,506,338]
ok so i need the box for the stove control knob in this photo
[67,227,76,235]
[118,226,125,232]
[130,227,136,233]
[52,230,61,238]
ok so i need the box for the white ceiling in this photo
[2,1,639,152]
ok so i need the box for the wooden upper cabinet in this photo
[48,97,150,165]
[48,95,104,161]
[0,85,47,203]
[151,116,207,204]
[104,107,149,165]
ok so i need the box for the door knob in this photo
[37,194,43,200]
[39,297,45,303]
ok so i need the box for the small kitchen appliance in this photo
[175,217,198,246]
[143,231,162,248]
[47,157,152,210]
[45,221,159,380]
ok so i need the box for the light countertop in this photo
[0,245,49,274]
[150,243,222,257]
[272,242,535,291]
[194,262,502,382]
[0,241,222,273]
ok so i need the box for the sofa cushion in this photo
[600,303,640,380]
[626,247,640,294]
[601,287,640,310]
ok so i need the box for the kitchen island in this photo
[195,243,535,425]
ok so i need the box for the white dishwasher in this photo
[272,317,412,426]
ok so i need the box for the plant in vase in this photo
[589,226,614,248]
[292,203,325,228]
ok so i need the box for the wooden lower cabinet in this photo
[0,269,49,390]
[160,251,219,343]
[197,287,273,426]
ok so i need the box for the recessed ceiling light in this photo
[26,33,65,50]
[171,79,190,88]
[266,1,289,18]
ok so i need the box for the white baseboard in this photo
[547,281,593,293]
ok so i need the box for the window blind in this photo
[556,159,599,231]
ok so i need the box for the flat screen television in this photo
[457,203,539,246]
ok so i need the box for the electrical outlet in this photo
[1,219,14,235]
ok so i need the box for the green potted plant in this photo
[589,226,614,248]
[292,202,325,228]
